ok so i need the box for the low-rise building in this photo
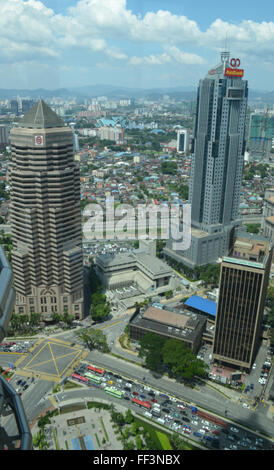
[129,304,206,353]
[95,250,174,308]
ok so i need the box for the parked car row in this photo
[258,361,271,385]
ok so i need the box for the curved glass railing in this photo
[0,246,32,450]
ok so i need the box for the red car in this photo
[151,399,157,403]
[212,430,220,436]
[133,391,139,396]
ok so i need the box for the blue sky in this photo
[1,0,274,91]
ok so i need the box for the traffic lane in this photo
[55,379,272,450]
[84,351,274,437]
[106,377,273,450]
[71,365,245,447]
[2,379,54,437]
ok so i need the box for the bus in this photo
[87,365,104,376]
[104,387,123,399]
[71,373,89,385]
[84,372,101,384]
[131,398,152,410]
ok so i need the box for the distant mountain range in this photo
[0,84,274,103]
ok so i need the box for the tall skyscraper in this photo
[10,99,19,116]
[10,100,83,320]
[212,233,272,370]
[0,124,9,149]
[248,112,274,161]
[164,52,248,268]
[177,128,190,153]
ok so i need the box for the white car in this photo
[191,420,198,426]
[242,403,250,409]
[202,426,210,432]
[230,427,239,433]
[252,363,256,370]
[201,420,210,425]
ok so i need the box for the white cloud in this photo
[1,0,274,86]
[129,53,171,67]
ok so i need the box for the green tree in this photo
[76,328,109,352]
[162,339,208,380]
[245,223,261,234]
[139,332,166,371]
[125,409,134,424]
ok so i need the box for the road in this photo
[1,325,274,443]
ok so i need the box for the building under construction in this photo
[248,112,274,160]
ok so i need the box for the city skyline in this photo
[1,0,274,91]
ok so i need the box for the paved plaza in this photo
[32,401,124,450]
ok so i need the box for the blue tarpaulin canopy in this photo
[184,295,217,317]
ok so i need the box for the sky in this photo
[1,0,274,91]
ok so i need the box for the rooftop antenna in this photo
[221,32,230,72]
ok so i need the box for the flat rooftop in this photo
[96,251,173,277]
[130,305,206,344]
[226,233,272,267]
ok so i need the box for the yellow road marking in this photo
[98,320,121,330]
[62,350,83,375]
[24,341,50,368]
[48,342,61,377]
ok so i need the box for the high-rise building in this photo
[212,233,272,370]
[248,112,274,161]
[262,188,274,242]
[10,99,83,320]
[177,128,189,153]
[0,124,9,149]
[21,99,35,115]
[10,99,19,116]
[164,52,248,268]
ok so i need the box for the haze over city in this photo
[1,0,274,90]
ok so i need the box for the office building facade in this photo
[165,52,248,268]
[248,113,274,161]
[10,100,83,319]
[212,234,272,370]
[177,128,189,153]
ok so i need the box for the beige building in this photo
[10,100,83,319]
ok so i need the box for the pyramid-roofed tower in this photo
[9,100,83,320]
[19,99,65,129]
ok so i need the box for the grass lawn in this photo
[63,380,82,390]
[134,417,173,450]
[156,430,173,450]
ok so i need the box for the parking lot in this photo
[73,362,274,450]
